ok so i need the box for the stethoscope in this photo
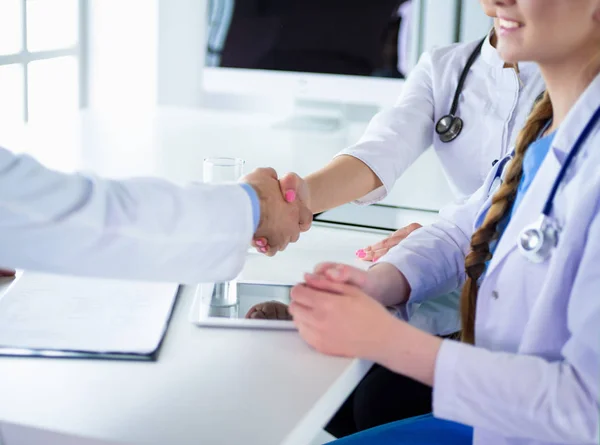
[435,38,486,143]
[517,105,600,263]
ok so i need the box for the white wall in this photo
[421,0,460,51]
[459,0,494,42]
[87,0,207,109]
[157,0,207,107]
[87,0,158,108]
[409,0,493,63]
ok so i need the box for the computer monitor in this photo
[202,0,462,131]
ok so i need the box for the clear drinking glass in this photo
[203,157,245,184]
[201,157,245,307]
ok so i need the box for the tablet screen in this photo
[193,282,296,329]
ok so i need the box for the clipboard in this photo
[0,272,181,361]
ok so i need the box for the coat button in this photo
[491,291,499,300]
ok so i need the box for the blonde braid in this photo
[460,92,554,344]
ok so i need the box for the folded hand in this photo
[289,271,395,359]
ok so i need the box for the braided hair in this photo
[460,91,554,344]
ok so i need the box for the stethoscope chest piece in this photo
[436,115,463,143]
[517,215,559,263]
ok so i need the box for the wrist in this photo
[304,176,315,214]
[363,311,403,362]
[375,320,443,386]
[366,263,410,305]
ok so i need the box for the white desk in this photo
[0,108,444,444]
[0,227,389,445]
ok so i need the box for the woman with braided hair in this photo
[288,1,600,444]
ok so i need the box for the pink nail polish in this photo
[260,247,268,253]
[356,249,366,259]
[285,190,296,202]
[256,239,266,247]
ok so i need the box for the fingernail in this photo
[256,239,266,247]
[356,249,366,259]
[260,247,268,253]
[285,190,296,202]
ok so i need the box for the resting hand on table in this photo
[289,271,398,360]
[310,262,379,296]
[242,168,312,256]
[356,223,422,262]
[252,172,312,255]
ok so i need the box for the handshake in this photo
[241,168,311,256]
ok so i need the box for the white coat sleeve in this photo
[432,207,600,442]
[377,170,494,303]
[336,51,435,204]
[0,147,254,284]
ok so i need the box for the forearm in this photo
[432,341,599,443]
[305,155,382,213]
[365,262,411,306]
[372,317,442,387]
[0,148,253,283]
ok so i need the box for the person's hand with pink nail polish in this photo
[357,223,422,262]
[242,168,312,256]
[311,262,378,296]
[289,272,399,359]
[253,172,313,254]
[309,261,411,308]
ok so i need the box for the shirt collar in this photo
[552,73,600,156]
[480,30,504,68]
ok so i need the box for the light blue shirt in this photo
[512,131,556,214]
[240,183,260,232]
[487,131,557,257]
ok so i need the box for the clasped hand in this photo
[289,263,397,360]
[241,168,311,256]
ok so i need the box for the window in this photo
[0,0,85,123]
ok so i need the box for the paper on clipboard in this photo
[0,272,179,360]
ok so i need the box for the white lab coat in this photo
[338,33,545,335]
[0,147,254,284]
[339,33,545,202]
[382,74,600,445]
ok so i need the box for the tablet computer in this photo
[191,280,296,330]
[313,203,439,233]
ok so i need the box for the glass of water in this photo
[203,157,245,184]
[200,157,245,307]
